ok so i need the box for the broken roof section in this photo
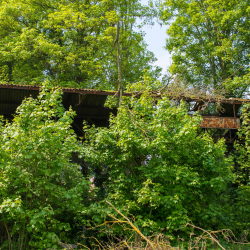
[1,83,249,103]
[0,83,249,130]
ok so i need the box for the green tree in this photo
[233,103,250,235]
[0,83,89,249]
[0,0,160,89]
[83,78,233,236]
[161,0,250,97]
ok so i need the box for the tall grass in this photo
[76,201,250,250]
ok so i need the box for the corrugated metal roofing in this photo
[0,84,117,128]
[1,83,249,103]
[0,83,249,130]
[0,83,132,96]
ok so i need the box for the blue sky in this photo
[139,0,172,75]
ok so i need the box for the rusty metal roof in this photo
[0,83,249,130]
[1,83,249,104]
[0,83,132,96]
[200,116,241,129]
[0,83,118,130]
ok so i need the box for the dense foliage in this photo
[1,0,250,248]
[83,84,234,236]
[0,84,89,249]
[161,0,250,97]
[0,0,160,88]
[1,83,250,249]
[233,103,250,233]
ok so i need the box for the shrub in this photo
[0,83,89,249]
[83,89,233,237]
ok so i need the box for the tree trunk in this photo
[116,22,122,107]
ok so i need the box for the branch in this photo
[186,223,225,250]
[106,200,156,249]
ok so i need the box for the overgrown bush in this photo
[83,86,234,239]
[233,103,250,238]
[0,84,90,249]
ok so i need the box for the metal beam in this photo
[200,116,241,129]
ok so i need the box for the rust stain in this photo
[200,116,241,129]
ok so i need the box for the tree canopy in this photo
[0,0,160,89]
[161,0,250,97]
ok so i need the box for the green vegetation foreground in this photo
[1,83,250,249]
